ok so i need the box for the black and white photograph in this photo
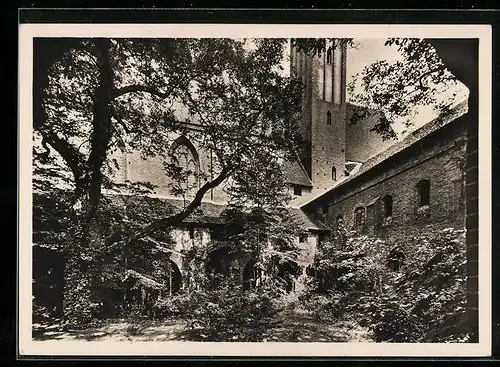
[18,21,491,357]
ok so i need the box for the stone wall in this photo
[306,116,469,244]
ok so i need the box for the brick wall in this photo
[345,104,396,163]
[464,112,479,343]
[308,117,468,243]
[310,100,346,192]
[292,42,348,192]
[111,135,228,203]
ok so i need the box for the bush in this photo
[153,280,286,342]
[309,228,468,343]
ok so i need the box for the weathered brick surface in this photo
[345,105,395,163]
[115,136,228,203]
[314,118,468,242]
[465,113,479,342]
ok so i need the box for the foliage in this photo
[308,227,468,342]
[32,301,54,324]
[34,38,303,227]
[33,37,306,324]
[346,38,467,137]
[154,280,286,342]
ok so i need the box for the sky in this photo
[346,39,469,137]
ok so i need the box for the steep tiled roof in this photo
[284,160,313,187]
[106,194,228,225]
[289,207,330,231]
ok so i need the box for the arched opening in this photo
[327,110,332,125]
[354,206,366,227]
[382,194,393,218]
[165,260,182,295]
[417,179,430,207]
[271,257,301,293]
[242,260,263,291]
[331,165,337,180]
[32,246,65,320]
[387,248,405,272]
[205,246,232,287]
[168,136,200,197]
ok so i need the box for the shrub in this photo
[153,279,286,342]
[309,227,468,343]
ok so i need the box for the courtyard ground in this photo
[32,310,373,343]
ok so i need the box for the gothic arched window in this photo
[327,111,332,125]
[169,136,200,197]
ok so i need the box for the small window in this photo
[299,235,307,243]
[293,185,303,196]
[331,165,337,181]
[354,207,366,227]
[327,111,332,125]
[382,195,393,218]
[417,180,430,207]
[326,47,333,64]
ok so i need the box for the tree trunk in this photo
[62,38,114,328]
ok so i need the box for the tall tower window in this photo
[331,165,337,181]
[326,47,333,64]
[327,111,332,125]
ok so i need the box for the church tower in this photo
[290,39,348,192]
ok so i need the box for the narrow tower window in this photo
[326,47,333,64]
[331,165,337,181]
[327,111,332,125]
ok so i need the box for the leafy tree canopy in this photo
[34,38,304,243]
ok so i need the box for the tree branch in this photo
[125,164,234,246]
[416,66,446,90]
[111,84,174,99]
[40,131,87,189]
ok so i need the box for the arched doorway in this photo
[387,248,405,272]
[271,257,301,293]
[205,245,232,288]
[242,260,263,291]
[165,260,182,295]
